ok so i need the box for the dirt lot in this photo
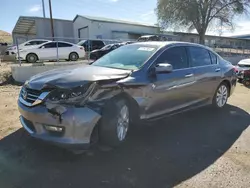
[0,83,250,188]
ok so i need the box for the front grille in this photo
[21,87,42,104]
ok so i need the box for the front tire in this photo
[212,83,229,108]
[99,99,130,147]
[26,53,38,63]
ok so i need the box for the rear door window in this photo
[58,42,73,47]
[43,42,57,48]
[188,47,212,67]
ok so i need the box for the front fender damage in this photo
[44,80,125,121]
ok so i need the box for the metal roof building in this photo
[73,15,161,41]
[12,15,164,44]
[12,16,74,44]
[232,34,250,40]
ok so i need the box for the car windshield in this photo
[92,44,159,70]
[101,44,113,50]
[77,40,86,46]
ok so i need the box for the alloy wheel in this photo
[216,85,228,107]
[117,105,129,141]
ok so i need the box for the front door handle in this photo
[185,73,194,78]
[215,68,221,72]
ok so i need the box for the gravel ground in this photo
[0,84,249,188]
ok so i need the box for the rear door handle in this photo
[185,73,194,78]
[215,68,221,72]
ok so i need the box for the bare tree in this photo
[156,0,250,44]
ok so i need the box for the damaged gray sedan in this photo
[18,41,237,149]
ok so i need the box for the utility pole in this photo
[49,0,54,40]
[42,0,46,18]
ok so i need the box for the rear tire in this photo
[212,83,229,109]
[26,53,38,63]
[99,99,130,147]
[69,52,79,61]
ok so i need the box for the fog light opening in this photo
[44,125,63,132]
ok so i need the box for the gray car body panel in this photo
[18,42,237,148]
[18,100,100,146]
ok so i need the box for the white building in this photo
[73,15,159,41]
[12,15,160,44]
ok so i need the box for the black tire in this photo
[26,53,38,63]
[243,80,250,87]
[212,82,229,109]
[69,52,79,61]
[238,78,243,83]
[90,54,97,61]
[99,99,130,147]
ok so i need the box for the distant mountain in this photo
[0,30,12,44]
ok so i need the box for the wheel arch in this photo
[111,92,141,124]
[88,89,141,145]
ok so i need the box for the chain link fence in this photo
[11,36,135,66]
[213,47,250,57]
[2,35,250,65]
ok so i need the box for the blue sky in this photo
[1,0,249,36]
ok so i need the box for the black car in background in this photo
[90,43,124,60]
[77,40,105,52]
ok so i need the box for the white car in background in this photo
[5,39,50,55]
[18,41,86,63]
[235,58,250,81]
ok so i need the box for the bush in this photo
[0,71,14,85]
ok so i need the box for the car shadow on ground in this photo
[0,105,249,188]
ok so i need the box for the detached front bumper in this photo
[5,50,16,55]
[18,100,101,149]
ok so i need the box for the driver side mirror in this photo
[155,63,173,73]
[40,46,45,49]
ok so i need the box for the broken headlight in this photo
[47,83,96,105]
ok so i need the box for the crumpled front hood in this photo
[26,65,131,90]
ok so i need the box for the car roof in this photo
[28,39,51,41]
[139,35,157,38]
[135,41,214,50]
[41,41,75,45]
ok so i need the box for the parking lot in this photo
[0,81,250,188]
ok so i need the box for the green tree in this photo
[156,0,250,44]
